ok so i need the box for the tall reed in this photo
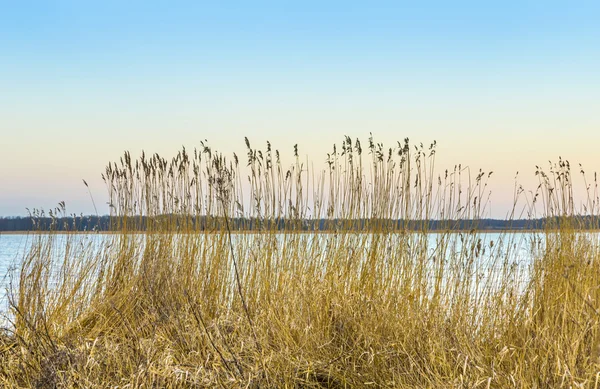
[1,136,599,388]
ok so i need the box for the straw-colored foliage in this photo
[1,136,600,388]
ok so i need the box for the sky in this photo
[1,0,599,218]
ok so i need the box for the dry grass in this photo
[1,136,600,388]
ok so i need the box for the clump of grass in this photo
[1,136,600,387]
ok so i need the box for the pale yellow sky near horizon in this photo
[2,103,599,218]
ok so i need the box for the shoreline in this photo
[1,228,598,235]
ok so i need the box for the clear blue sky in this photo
[2,1,600,217]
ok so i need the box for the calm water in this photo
[0,233,31,313]
[0,233,114,317]
[0,231,542,309]
[4,230,591,321]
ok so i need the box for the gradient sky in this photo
[1,1,599,218]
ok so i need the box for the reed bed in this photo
[1,136,600,388]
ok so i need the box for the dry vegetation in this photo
[1,136,600,388]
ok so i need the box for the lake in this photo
[0,230,573,321]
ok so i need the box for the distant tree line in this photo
[0,215,111,232]
[0,215,598,232]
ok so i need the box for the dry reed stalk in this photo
[0,136,599,387]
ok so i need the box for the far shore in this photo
[1,228,596,235]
